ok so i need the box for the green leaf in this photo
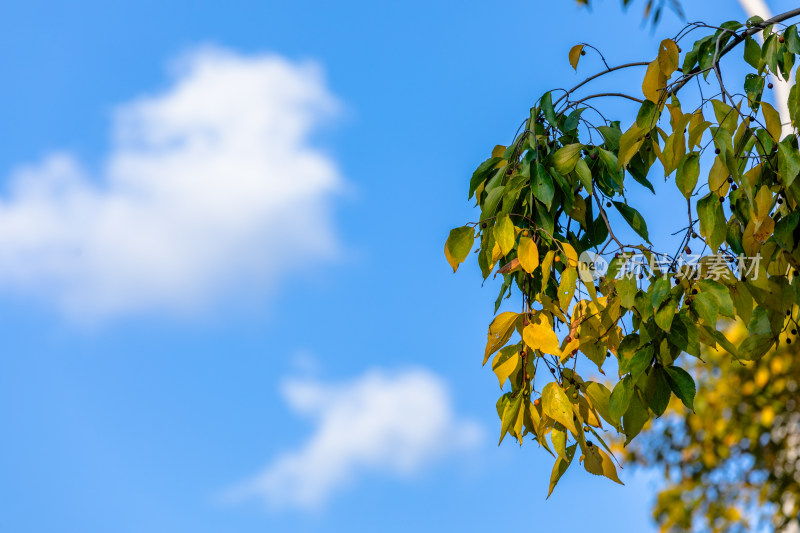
[612,201,651,243]
[692,291,719,327]
[698,279,734,317]
[650,277,671,309]
[574,158,593,193]
[663,366,696,410]
[676,152,699,199]
[609,375,633,423]
[541,91,557,126]
[645,367,671,416]
[532,163,555,209]
[737,334,775,360]
[636,100,658,129]
[480,185,505,220]
[623,392,649,445]
[469,157,501,199]
[778,138,800,189]
[743,36,762,70]
[444,226,474,272]
[628,345,654,382]
[655,299,676,332]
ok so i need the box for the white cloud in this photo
[0,46,343,319]
[229,368,483,510]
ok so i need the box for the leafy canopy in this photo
[445,8,800,496]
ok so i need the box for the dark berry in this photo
[778,198,784,204]
[606,201,612,208]
[590,152,598,160]
[792,329,797,335]
[788,338,792,344]
[769,82,774,89]
[506,167,513,175]
[732,184,738,191]
[550,367,556,374]
[692,232,698,239]
[715,148,721,154]
[685,246,692,254]
[481,222,487,229]
[692,289,698,295]
[727,177,733,184]
[580,50,586,56]
[719,196,725,203]
[587,441,593,447]
[639,273,644,279]
[780,36,785,43]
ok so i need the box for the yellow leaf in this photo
[540,250,555,290]
[708,157,730,195]
[523,318,561,356]
[492,346,521,388]
[753,216,775,244]
[492,145,507,158]
[642,59,667,103]
[582,445,623,484]
[742,219,761,257]
[657,39,679,77]
[558,267,578,311]
[518,236,540,273]
[541,382,577,435]
[484,312,519,365]
[754,185,773,220]
[761,102,782,142]
[560,241,578,267]
[688,110,710,149]
[493,215,515,256]
[560,338,580,363]
[569,44,585,71]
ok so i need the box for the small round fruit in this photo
[769,82,774,89]
[580,50,586,56]
[780,35,785,43]
[606,201,612,208]
[715,148,721,154]
[692,289,698,295]
[481,222,487,229]
[727,177,733,183]
[691,232,698,239]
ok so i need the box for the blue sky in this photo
[0,1,796,531]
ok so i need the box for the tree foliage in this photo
[445,8,800,498]
[627,322,800,531]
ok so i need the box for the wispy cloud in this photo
[0,46,343,319]
[228,368,483,510]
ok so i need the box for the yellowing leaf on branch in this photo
[491,145,507,158]
[518,235,540,273]
[523,316,561,356]
[657,39,679,77]
[761,102,782,142]
[494,215,515,256]
[569,44,585,70]
[542,382,577,435]
[492,345,521,388]
[484,312,519,365]
[444,226,474,272]
[642,60,667,104]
